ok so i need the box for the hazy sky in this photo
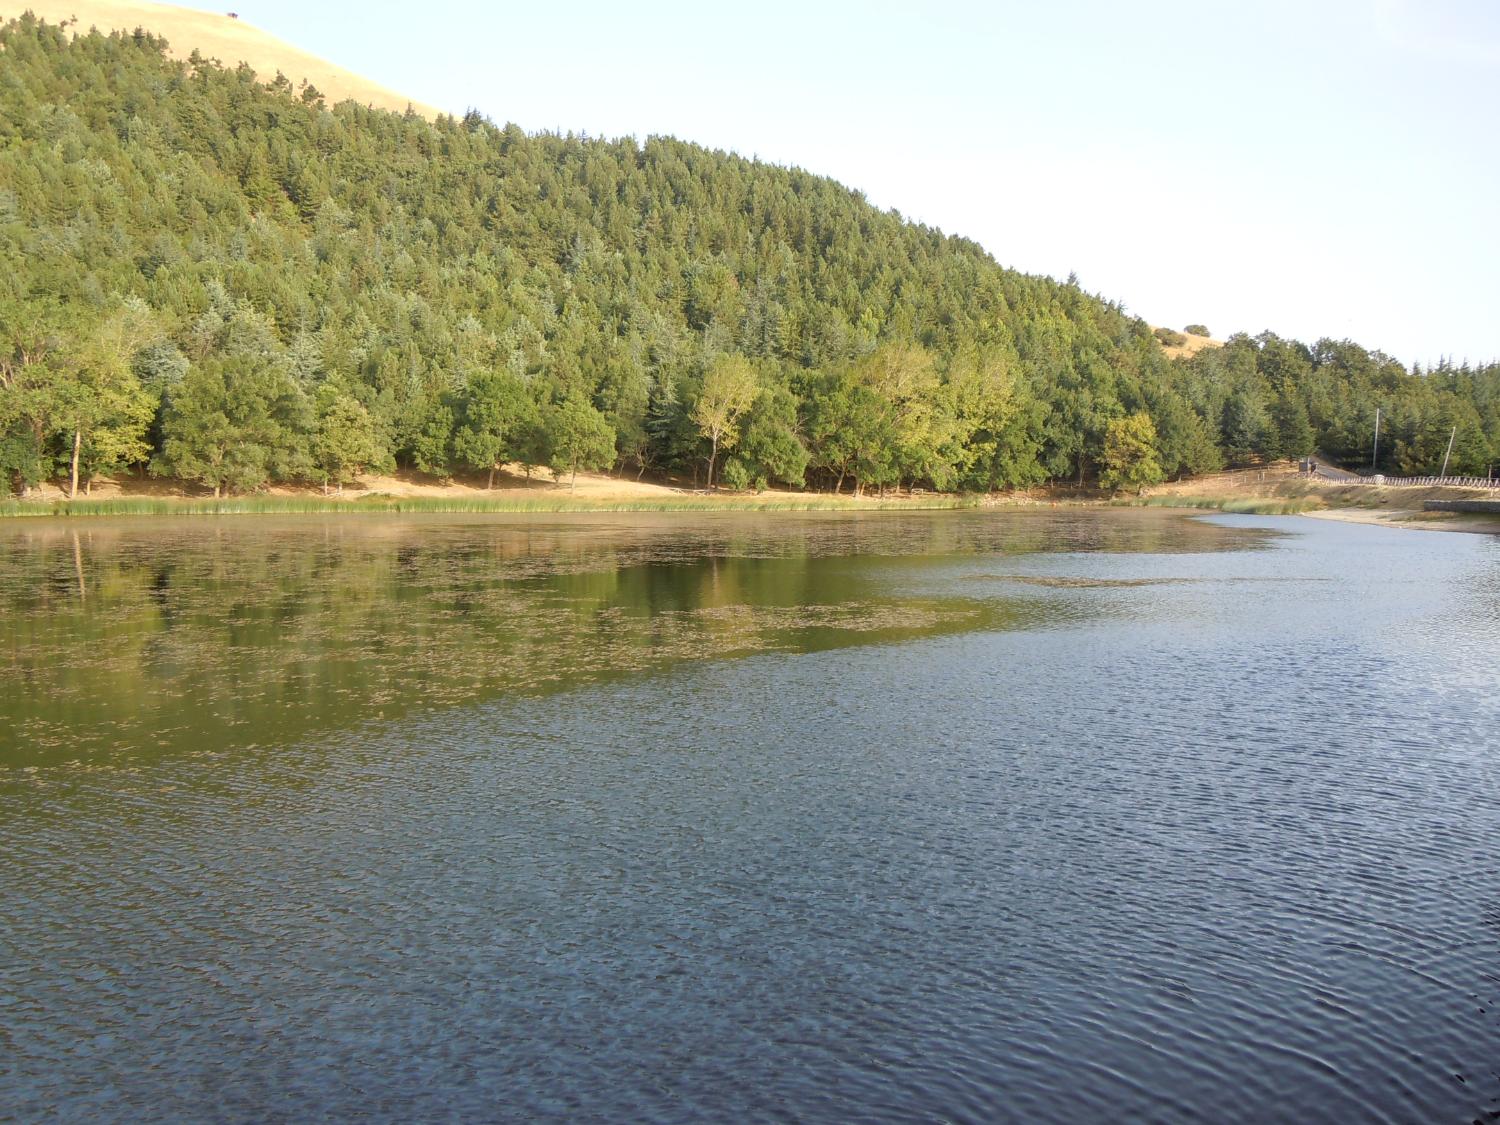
[221,1,1496,365]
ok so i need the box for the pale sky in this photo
[219,1,1497,365]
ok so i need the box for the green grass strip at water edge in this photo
[0,494,981,518]
[1134,496,1324,515]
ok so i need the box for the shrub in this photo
[1184,324,1210,337]
[718,457,752,491]
[1154,327,1188,348]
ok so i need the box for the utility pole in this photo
[1372,408,1381,470]
[1440,425,1456,479]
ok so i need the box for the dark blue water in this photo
[3,511,1498,1122]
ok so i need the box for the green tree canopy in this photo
[691,355,759,488]
[1100,412,1165,494]
[313,387,388,491]
[0,15,1493,500]
[547,395,615,491]
[452,369,534,488]
[156,356,309,496]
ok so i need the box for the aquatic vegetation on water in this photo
[5,510,1499,1123]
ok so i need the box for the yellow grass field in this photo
[12,0,442,117]
[1152,328,1223,361]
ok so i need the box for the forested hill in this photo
[2,16,1496,498]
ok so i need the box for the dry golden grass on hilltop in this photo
[12,0,441,117]
[1152,327,1224,361]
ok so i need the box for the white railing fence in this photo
[1310,470,1500,489]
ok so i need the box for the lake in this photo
[2,509,1498,1122]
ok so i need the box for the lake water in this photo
[3,509,1498,1122]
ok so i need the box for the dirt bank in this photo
[1146,463,1500,535]
[1301,508,1500,535]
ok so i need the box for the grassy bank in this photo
[1134,495,1326,516]
[0,493,981,518]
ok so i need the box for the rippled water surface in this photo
[3,509,1498,1122]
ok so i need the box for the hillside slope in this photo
[10,0,440,116]
[0,13,1495,502]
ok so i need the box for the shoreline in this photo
[1297,507,1500,536]
[0,467,986,517]
[7,463,1499,534]
[0,493,982,518]
[1142,498,1500,536]
[8,494,1497,535]
[1142,468,1500,536]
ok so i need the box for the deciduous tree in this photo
[691,355,759,488]
[547,395,615,492]
[1100,412,1164,494]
